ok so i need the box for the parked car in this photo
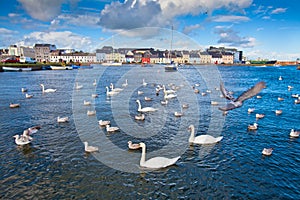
[19,57,36,64]
[1,57,19,63]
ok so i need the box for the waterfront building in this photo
[199,51,212,64]
[34,44,56,62]
[189,51,201,64]
[19,46,35,58]
[50,52,96,63]
[8,45,19,56]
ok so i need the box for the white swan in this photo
[98,120,110,126]
[122,79,128,87]
[137,90,144,95]
[128,141,141,150]
[25,93,33,99]
[106,124,119,132]
[174,111,183,117]
[57,116,69,123]
[255,113,265,119]
[164,92,177,100]
[144,96,152,101]
[163,85,176,94]
[83,100,91,106]
[110,83,123,92]
[106,86,119,96]
[40,84,56,93]
[262,148,273,156]
[188,125,223,144]
[83,142,99,152]
[139,142,180,169]
[87,110,96,116]
[75,82,83,90]
[93,79,97,86]
[136,100,157,112]
[13,135,32,145]
[290,129,300,137]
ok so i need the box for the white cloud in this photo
[19,31,94,51]
[183,24,203,34]
[245,49,300,61]
[210,15,250,23]
[271,8,287,14]
[0,28,18,35]
[214,26,256,48]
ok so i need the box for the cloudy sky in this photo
[0,0,299,60]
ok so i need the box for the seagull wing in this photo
[220,81,235,101]
[235,81,266,103]
[218,102,238,111]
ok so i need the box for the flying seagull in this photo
[219,81,266,111]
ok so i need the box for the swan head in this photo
[139,142,146,148]
[128,141,132,145]
[188,124,194,131]
[83,141,88,146]
[13,135,19,139]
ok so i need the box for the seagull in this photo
[219,81,266,111]
[83,142,99,152]
[262,148,273,156]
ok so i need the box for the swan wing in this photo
[142,156,180,169]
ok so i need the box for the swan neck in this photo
[137,101,142,111]
[189,126,195,142]
[140,145,146,166]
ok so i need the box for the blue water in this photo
[0,65,300,199]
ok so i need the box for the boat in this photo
[2,66,32,72]
[71,64,93,69]
[50,65,73,70]
[164,26,178,72]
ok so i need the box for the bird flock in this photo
[9,73,300,169]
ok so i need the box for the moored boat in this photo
[50,65,73,70]
[2,66,32,72]
[164,62,178,72]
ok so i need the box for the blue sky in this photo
[0,0,299,60]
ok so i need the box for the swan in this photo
[135,114,145,121]
[248,123,258,130]
[75,82,83,90]
[83,142,99,152]
[262,148,273,156]
[57,116,69,123]
[21,88,28,92]
[98,120,110,126]
[106,86,118,96]
[290,129,300,137]
[128,141,141,150]
[13,135,32,145]
[87,110,96,116]
[255,113,265,119]
[122,79,128,87]
[161,100,168,105]
[106,124,119,132]
[163,85,176,94]
[188,125,223,144]
[139,142,180,169]
[164,92,177,100]
[110,83,123,92]
[10,103,20,108]
[93,79,97,86]
[25,93,33,99]
[40,84,56,93]
[83,100,91,106]
[142,79,147,86]
[136,100,157,112]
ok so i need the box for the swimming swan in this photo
[188,124,223,144]
[136,100,157,112]
[106,86,119,96]
[40,84,57,93]
[139,142,180,169]
[57,116,69,123]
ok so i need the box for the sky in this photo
[0,0,299,60]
